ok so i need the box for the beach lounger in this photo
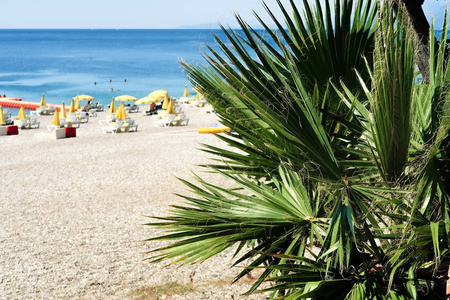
[179,114,189,126]
[15,119,30,129]
[3,109,11,119]
[29,116,40,129]
[88,109,98,117]
[78,112,89,123]
[68,114,81,128]
[124,118,138,132]
[125,105,139,113]
[128,124,138,132]
[101,121,125,134]
[95,103,104,111]
[201,106,215,114]
[98,119,111,126]
[154,114,175,127]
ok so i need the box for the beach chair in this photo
[95,103,104,111]
[101,121,125,134]
[3,109,11,119]
[201,106,215,114]
[35,106,46,115]
[88,108,98,117]
[69,118,81,128]
[78,112,89,123]
[29,116,40,129]
[154,114,175,127]
[126,105,139,113]
[179,114,189,126]
[125,119,138,132]
[16,119,29,129]
[68,114,81,128]
[104,113,116,123]
[98,119,111,126]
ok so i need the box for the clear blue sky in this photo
[0,0,448,29]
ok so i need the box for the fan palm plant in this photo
[146,0,450,299]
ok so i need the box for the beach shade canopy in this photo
[135,96,158,105]
[73,94,95,101]
[114,95,137,102]
[59,102,67,118]
[0,106,5,125]
[17,105,27,120]
[51,109,60,126]
[39,94,46,107]
[108,99,117,113]
[69,99,75,113]
[183,86,189,97]
[75,97,81,110]
[148,90,168,101]
[166,98,176,115]
[115,102,127,120]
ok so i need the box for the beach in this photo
[0,105,265,299]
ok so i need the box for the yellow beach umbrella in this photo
[17,105,27,120]
[114,95,137,102]
[135,96,158,105]
[51,109,60,126]
[59,102,67,118]
[148,90,168,100]
[69,99,75,113]
[39,94,46,107]
[0,106,5,125]
[166,98,176,115]
[183,86,189,97]
[73,94,95,101]
[162,94,169,110]
[109,99,117,113]
[115,102,127,120]
[75,97,81,110]
[195,91,203,100]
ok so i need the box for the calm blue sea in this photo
[0,29,226,112]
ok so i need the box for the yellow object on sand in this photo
[73,94,95,101]
[51,109,60,126]
[69,99,75,113]
[136,96,158,105]
[75,97,81,110]
[0,106,5,125]
[183,86,189,97]
[109,99,116,113]
[162,94,169,110]
[148,90,168,101]
[59,102,67,118]
[166,99,176,115]
[17,105,27,120]
[115,95,137,102]
[115,102,127,120]
[195,91,202,100]
[197,127,231,134]
[39,94,46,107]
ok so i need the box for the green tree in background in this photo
[147,0,450,298]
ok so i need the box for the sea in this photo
[3,29,446,116]
[0,29,228,114]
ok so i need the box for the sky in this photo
[0,0,448,29]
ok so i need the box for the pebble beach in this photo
[0,105,266,299]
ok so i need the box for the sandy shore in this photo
[0,105,266,299]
